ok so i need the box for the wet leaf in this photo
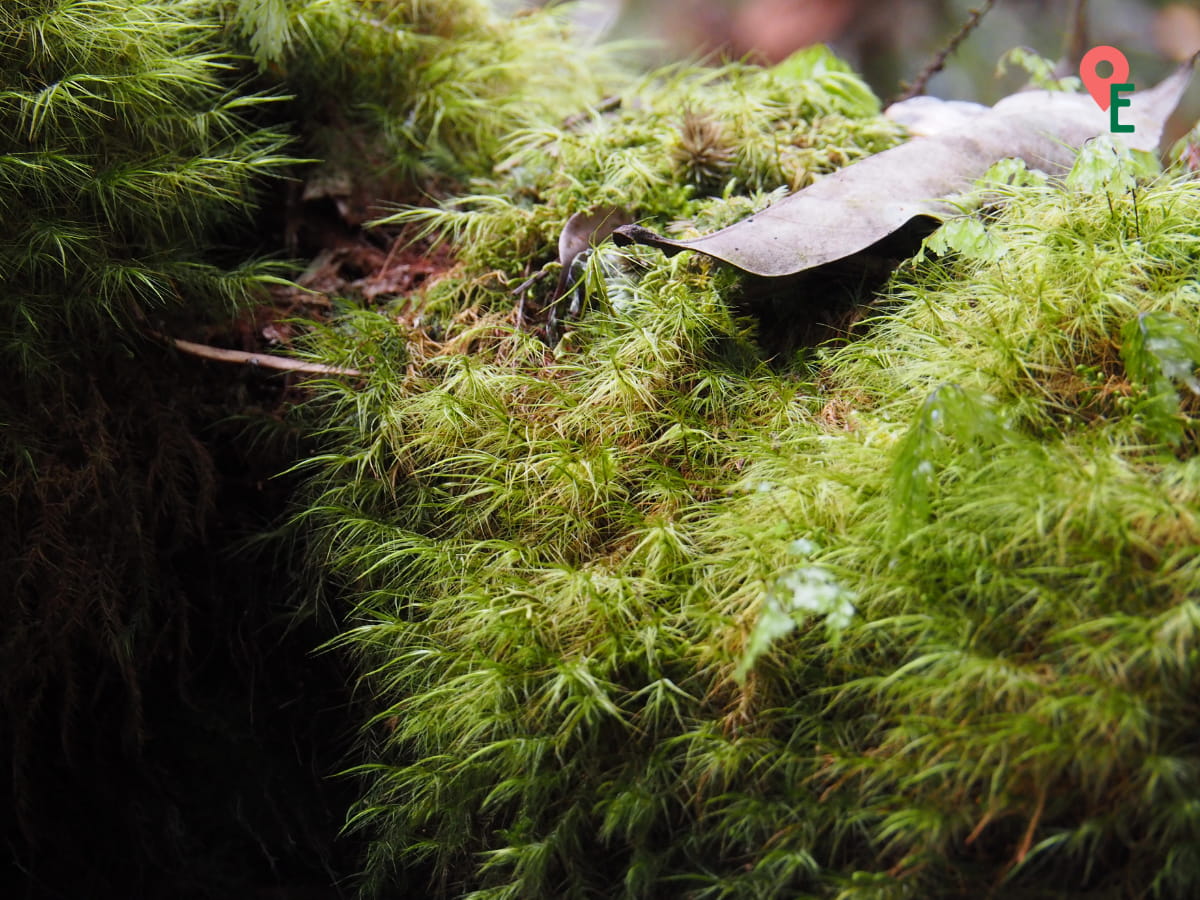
[544,205,632,342]
[613,59,1196,278]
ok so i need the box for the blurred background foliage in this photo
[548,0,1200,135]
[569,0,1198,96]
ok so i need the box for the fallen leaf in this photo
[553,205,633,302]
[613,57,1197,278]
[539,205,632,343]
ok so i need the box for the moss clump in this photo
[226,0,626,208]
[1,0,295,878]
[239,3,1200,892]
[298,43,1200,896]
[672,107,739,192]
[374,44,900,333]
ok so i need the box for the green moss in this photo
[226,0,626,193]
[293,20,1200,900]
[1,0,293,854]
[377,48,901,316]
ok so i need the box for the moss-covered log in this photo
[294,29,1200,900]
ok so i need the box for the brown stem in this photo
[893,0,998,103]
[1013,788,1047,865]
[153,332,362,377]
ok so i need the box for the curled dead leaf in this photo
[554,205,634,301]
[613,57,1197,278]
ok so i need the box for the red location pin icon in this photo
[1080,45,1130,111]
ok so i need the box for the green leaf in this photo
[770,44,856,80]
[235,0,294,69]
[771,45,880,117]
[996,47,1080,92]
[979,157,1048,188]
[1067,135,1159,195]
[923,217,1007,263]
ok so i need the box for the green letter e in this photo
[1110,83,1134,133]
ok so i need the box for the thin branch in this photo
[154,332,362,377]
[965,807,997,845]
[893,0,998,103]
[1013,787,1047,866]
[562,95,621,131]
[513,265,551,331]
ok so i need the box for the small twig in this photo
[964,807,997,845]
[512,265,551,330]
[153,332,362,377]
[378,231,403,274]
[510,265,550,298]
[893,0,997,103]
[562,95,621,131]
[1013,787,1047,867]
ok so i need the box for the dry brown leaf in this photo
[613,58,1197,278]
[554,205,634,301]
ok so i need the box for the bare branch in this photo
[893,0,997,103]
[154,332,362,377]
